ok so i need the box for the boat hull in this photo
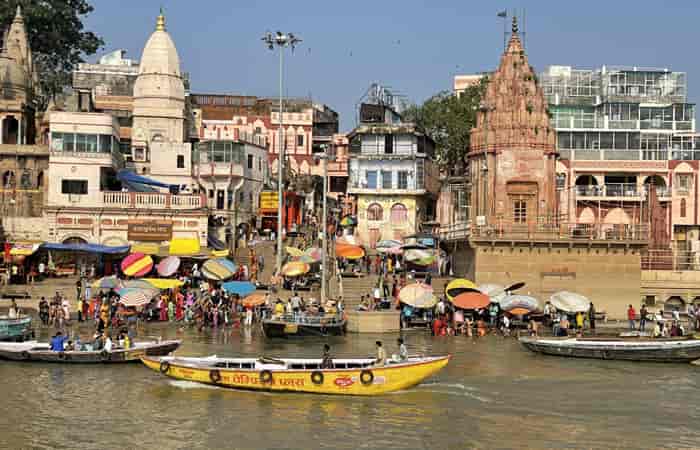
[262,320,346,338]
[142,355,450,396]
[0,340,180,363]
[519,337,700,363]
[0,317,33,342]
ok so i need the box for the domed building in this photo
[131,11,192,185]
[0,6,36,145]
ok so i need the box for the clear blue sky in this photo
[86,0,700,131]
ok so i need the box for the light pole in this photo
[315,145,335,304]
[262,31,302,276]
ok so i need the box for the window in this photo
[556,174,566,190]
[208,189,214,199]
[677,174,691,192]
[365,170,377,189]
[397,171,409,189]
[681,198,687,218]
[247,154,254,169]
[177,155,185,169]
[37,171,44,188]
[381,170,392,189]
[513,200,527,223]
[61,180,88,195]
[384,134,393,154]
[297,135,304,147]
[367,203,383,221]
[390,203,408,224]
[255,127,262,135]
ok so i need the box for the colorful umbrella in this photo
[550,291,589,313]
[285,246,304,257]
[446,278,479,300]
[121,253,154,278]
[292,254,317,264]
[376,239,402,249]
[91,275,123,291]
[304,247,323,262]
[157,256,181,277]
[478,284,507,303]
[122,279,154,289]
[337,235,359,246]
[118,287,159,307]
[202,258,238,281]
[339,216,357,227]
[500,294,540,313]
[452,292,491,310]
[222,281,257,297]
[242,293,266,308]
[281,261,311,277]
[336,244,365,260]
[398,283,437,309]
[404,249,436,266]
[143,278,185,290]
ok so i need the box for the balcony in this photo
[575,183,670,200]
[102,192,203,209]
[347,180,427,196]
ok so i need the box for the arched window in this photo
[367,203,383,221]
[681,198,687,218]
[2,171,15,188]
[37,171,44,188]
[390,203,408,224]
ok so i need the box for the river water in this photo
[1,323,699,449]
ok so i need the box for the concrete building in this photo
[348,103,439,247]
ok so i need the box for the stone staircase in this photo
[338,274,379,310]
[234,240,277,284]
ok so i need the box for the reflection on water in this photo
[1,325,699,449]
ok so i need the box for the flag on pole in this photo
[497,10,507,18]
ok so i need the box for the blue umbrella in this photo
[221,281,256,297]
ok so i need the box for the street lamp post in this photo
[262,31,302,276]
[315,145,335,304]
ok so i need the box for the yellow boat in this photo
[141,354,450,396]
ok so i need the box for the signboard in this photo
[260,191,278,212]
[127,220,172,242]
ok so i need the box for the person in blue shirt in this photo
[50,331,68,351]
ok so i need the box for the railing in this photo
[642,250,699,271]
[438,220,649,242]
[269,313,345,326]
[102,192,203,209]
[575,184,670,198]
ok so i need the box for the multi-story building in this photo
[540,65,700,248]
[348,103,439,246]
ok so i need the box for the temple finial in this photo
[156,8,166,32]
[512,16,518,34]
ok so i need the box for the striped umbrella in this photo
[446,278,479,301]
[121,253,154,278]
[285,246,304,257]
[241,293,266,307]
[91,275,123,291]
[157,256,181,277]
[398,283,437,309]
[202,258,238,281]
[281,261,310,277]
[118,287,159,307]
[339,216,357,227]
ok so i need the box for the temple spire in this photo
[511,16,518,34]
[156,8,166,32]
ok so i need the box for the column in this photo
[0,116,3,144]
[17,116,22,145]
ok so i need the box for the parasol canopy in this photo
[292,254,317,264]
[222,281,256,297]
[118,287,159,307]
[121,279,154,289]
[281,261,311,277]
[404,249,435,266]
[398,283,437,309]
[376,239,402,250]
[452,292,491,310]
[445,278,479,300]
[143,278,185,290]
[303,247,323,262]
[500,294,540,314]
[336,244,365,260]
[336,235,359,246]
[285,246,304,257]
[339,216,357,227]
[202,258,238,281]
[241,293,266,307]
[550,291,590,313]
[92,275,123,291]
[121,253,154,278]
[156,256,181,277]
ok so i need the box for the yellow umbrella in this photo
[281,261,310,277]
[210,249,229,258]
[285,246,304,257]
[445,278,479,301]
[130,243,161,255]
[143,278,185,290]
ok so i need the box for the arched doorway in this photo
[62,236,88,245]
[644,175,667,196]
[575,175,598,196]
[2,170,15,188]
[664,295,686,313]
[1,116,19,144]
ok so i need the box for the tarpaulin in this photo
[41,243,130,254]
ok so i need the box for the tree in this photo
[403,77,488,173]
[0,0,103,109]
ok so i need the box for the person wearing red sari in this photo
[175,291,184,321]
[159,294,168,322]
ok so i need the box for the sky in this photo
[85,0,700,132]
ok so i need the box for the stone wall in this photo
[463,241,643,319]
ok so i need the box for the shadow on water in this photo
[2,324,700,449]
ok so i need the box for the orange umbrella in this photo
[242,293,266,307]
[281,261,310,277]
[336,243,365,260]
[452,292,490,310]
[508,307,530,316]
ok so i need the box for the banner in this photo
[127,220,173,242]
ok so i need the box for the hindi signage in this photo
[127,220,173,242]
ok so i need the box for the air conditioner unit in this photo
[476,215,486,226]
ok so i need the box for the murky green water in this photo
[1,323,698,449]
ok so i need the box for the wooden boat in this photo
[519,336,700,363]
[0,316,33,342]
[142,354,451,395]
[262,314,346,338]
[0,339,181,363]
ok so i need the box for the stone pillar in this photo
[18,116,22,145]
[0,116,3,144]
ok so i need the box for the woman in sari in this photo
[175,290,184,321]
[159,294,168,322]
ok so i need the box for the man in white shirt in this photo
[103,334,113,352]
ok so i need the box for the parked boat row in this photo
[0,339,181,363]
